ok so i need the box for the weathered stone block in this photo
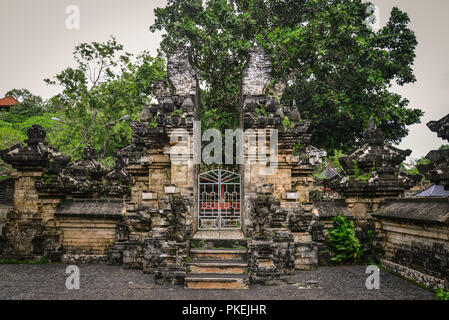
[164,186,177,194]
[284,192,298,200]
[142,192,157,200]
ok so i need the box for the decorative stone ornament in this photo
[332,118,414,198]
[418,114,449,189]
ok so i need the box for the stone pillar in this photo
[111,48,198,283]
[240,46,325,280]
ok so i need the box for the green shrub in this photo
[326,214,365,264]
[436,289,449,300]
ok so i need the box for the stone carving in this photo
[139,50,197,129]
[162,195,191,241]
[241,46,285,129]
[289,210,316,233]
[242,46,272,96]
[427,114,449,141]
[269,80,287,101]
[1,220,42,256]
[0,125,70,170]
[153,80,171,100]
[142,238,164,273]
[102,156,131,198]
[303,146,327,166]
[126,205,152,232]
[251,196,273,239]
[418,114,449,189]
[154,240,189,285]
[332,118,414,197]
[62,144,107,198]
[272,230,295,274]
[167,49,198,97]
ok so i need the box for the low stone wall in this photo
[59,219,118,256]
[55,199,124,263]
[374,198,449,290]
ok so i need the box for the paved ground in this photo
[0,264,434,300]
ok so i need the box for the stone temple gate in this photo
[1,45,449,291]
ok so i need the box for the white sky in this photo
[0,0,448,160]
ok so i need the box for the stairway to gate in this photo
[185,232,249,290]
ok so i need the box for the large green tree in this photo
[45,36,166,160]
[151,0,423,152]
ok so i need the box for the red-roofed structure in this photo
[0,96,19,112]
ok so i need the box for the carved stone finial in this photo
[25,125,46,146]
[153,80,170,99]
[0,125,70,170]
[418,114,449,189]
[82,143,96,160]
[362,118,383,144]
[134,47,197,131]
[162,97,175,113]
[289,101,301,123]
[167,49,197,97]
[427,114,449,142]
[242,46,272,97]
[61,143,106,198]
[139,105,152,122]
[102,156,131,198]
[269,80,287,101]
[181,97,194,113]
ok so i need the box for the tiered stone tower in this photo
[417,114,449,189]
[331,119,414,218]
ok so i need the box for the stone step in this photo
[188,261,247,275]
[191,238,248,250]
[190,249,247,261]
[185,274,249,290]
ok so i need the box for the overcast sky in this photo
[0,0,448,160]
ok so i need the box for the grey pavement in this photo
[0,264,434,300]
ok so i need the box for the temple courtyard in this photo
[0,264,434,300]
